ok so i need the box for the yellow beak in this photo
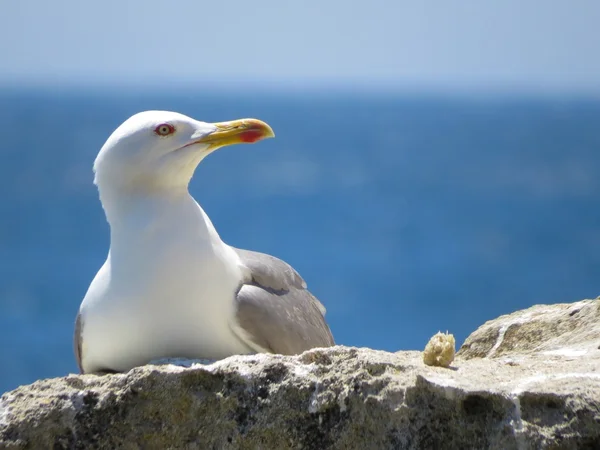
[195,118,275,151]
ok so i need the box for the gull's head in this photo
[94,110,274,192]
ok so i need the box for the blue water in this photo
[1,88,599,394]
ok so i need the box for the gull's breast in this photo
[80,228,251,373]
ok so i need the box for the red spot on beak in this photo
[239,129,266,143]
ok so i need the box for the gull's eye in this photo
[154,123,175,136]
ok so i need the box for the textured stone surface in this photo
[458,298,600,359]
[1,299,599,450]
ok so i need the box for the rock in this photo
[457,298,600,359]
[1,300,599,450]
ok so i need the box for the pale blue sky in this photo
[1,0,599,92]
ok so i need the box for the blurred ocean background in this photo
[2,0,600,394]
[1,88,599,393]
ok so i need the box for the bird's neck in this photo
[100,187,222,255]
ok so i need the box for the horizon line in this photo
[1,76,600,100]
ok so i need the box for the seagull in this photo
[74,111,334,374]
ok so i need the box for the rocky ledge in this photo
[1,299,599,450]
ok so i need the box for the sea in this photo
[1,87,599,394]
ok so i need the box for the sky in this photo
[1,0,600,93]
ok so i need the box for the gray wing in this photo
[230,247,334,355]
[74,312,84,374]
